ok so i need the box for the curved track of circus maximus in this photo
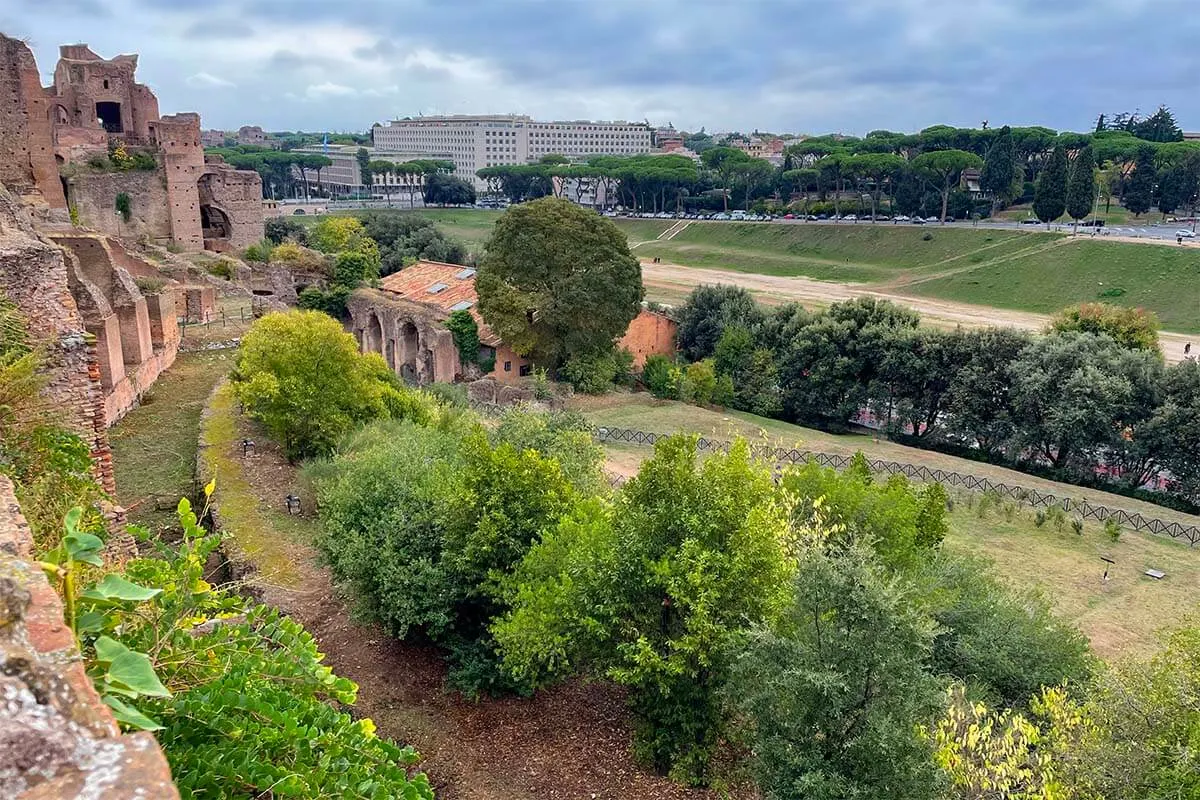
[638,258,1194,365]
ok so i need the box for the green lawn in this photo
[639,221,1057,281]
[109,350,234,533]
[903,238,1200,332]
[945,506,1199,660]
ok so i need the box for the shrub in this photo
[92,499,434,798]
[641,353,678,399]
[560,347,632,394]
[264,216,308,245]
[917,553,1094,708]
[495,437,791,781]
[1104,517,1122,542]
[1034,509,1047,527]
[204,258,235,280]
[729,545,943,799]
[679,359,717,405]
[68,204,80,226]
[114,192,132,223]
[1050,302,1160,352]
[270,241,327,273]
[231,310,409,459]
[445,310,482,368]
[1071,517,1084,535]
[243,240,274,263]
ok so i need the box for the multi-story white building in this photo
[372,114,653,188]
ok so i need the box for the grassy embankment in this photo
[575,393,1200,659]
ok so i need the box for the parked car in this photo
[783,213,795,219]
[911,217,927,225]
[844,214,857,221]
[1176,230,1196,238]
[1020,218,1041,225]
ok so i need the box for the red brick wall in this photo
[617,309,678,368]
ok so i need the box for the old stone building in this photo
[0,35,263,252]
[347,260,677,387]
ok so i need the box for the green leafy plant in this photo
[114,192,132,223]
[1071,517,1084,536]
[445,309,482,368]
[40,506,170,730]
[1104,517,1122,542]
[242,240,274,263]
[68,204,80,226]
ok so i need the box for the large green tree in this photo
[911,149,982,223]
[676,284,764,361]
[1124,146,1157,217]
[1032,145,1068,223]
[494,436,791,782]
[475,197,643,368]
[232,311,407,459]
[980,125,1017,214]
[728,545,942,800]
[1065,145,1097,227]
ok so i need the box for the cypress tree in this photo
[1033,145,1067,224]
[1065,145,1096,225]
[980,125,1016,214]
[1124,146,1156,217]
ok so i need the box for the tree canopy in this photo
[475,198,643,368]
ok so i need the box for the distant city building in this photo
[290,144,449,200]
[653,126,684,150]
[729,134,785,165]
[236,125,276,147]
[1184,131,1200,141]
[372,114,652,188]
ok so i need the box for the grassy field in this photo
[637,222,1058,282]
[109,350,234,533]
[309,209,1199,332]
[314,208,673,256]
[902,238,1200,331]
[579,393,1200,658]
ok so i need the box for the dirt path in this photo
[640,259,1194,364]
[206,397,746,800]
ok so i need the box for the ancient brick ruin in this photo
[0,475,179,798]
[0,35,263,252]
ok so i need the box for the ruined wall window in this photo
[103,79,109,89]
[519,364,532,377]
[504,361,512,372]
[96,101,122,133]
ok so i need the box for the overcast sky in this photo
[5,0,1198,136]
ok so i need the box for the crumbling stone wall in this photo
[346,289,460,384]
[0,36,66,209]
[50,234,179,426]
[65,168,171,244]
[0,187,112,492]
[199,157,265,252]
[0,475,180,798]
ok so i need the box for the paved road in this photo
[640,259,1195,365]
[764,216,1198,241]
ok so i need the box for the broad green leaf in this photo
[103,695,164,731]
[93,635,127,664]
[66,530,104,566]
[76,610,107,634]
[82,574,162,603]
[107,649,171,698]
[63,506,83,535]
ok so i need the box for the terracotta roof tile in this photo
[378,261,501,345]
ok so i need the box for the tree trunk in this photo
[940,183,949,223]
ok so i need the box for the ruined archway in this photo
[363,311,383,355]
[399,320,419,382]
[96,101,122,133]
[197,173,233,250]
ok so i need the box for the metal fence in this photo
[594,426,1200,546]
[179,306,256,336]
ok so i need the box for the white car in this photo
[1175,230,1195,238]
